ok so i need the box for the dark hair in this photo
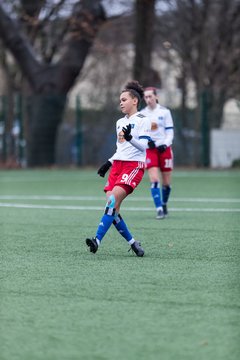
[144,87,157,96]
[121,80,144,105]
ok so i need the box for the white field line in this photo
[0,195,240,203]
[0,172,238,182]
[0,202,240,212]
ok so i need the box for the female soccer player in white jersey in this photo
[86,81,151,257]
[141,87,174,219]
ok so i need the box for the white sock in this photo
[128,238,135,245]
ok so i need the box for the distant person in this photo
[86,80,151,256]
[141,87,174,219]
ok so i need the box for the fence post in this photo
[200,90,210,167]
[15,93,25,166]
[0,96,7,163]
[76,95,82,166]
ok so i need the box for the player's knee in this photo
[106,194,116,209]
[104,194,116,216]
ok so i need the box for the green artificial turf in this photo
[1,169,240,360]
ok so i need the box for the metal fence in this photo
[0,94,211,168]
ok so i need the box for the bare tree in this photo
[155,0,240,165]
[0,0,105,166]
[156,0,240,122]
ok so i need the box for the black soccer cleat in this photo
[163,204,168,216]
[86,237,98,253]
[130,241,144,257]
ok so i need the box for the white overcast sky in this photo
[3,0,170,18]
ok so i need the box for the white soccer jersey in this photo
[109,112,151,162]
[141,104,174,147]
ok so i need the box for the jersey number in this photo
[121,173,129,183]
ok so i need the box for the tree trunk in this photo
[0,1,105,167]
[26,95,66,166]
[133,0,157,87]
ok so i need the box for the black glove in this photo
[148,140,156,149]
[157,145,167,153]
[122,124,132,141]
[97,160,112,177]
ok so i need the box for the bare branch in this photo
[0,4,41,90]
